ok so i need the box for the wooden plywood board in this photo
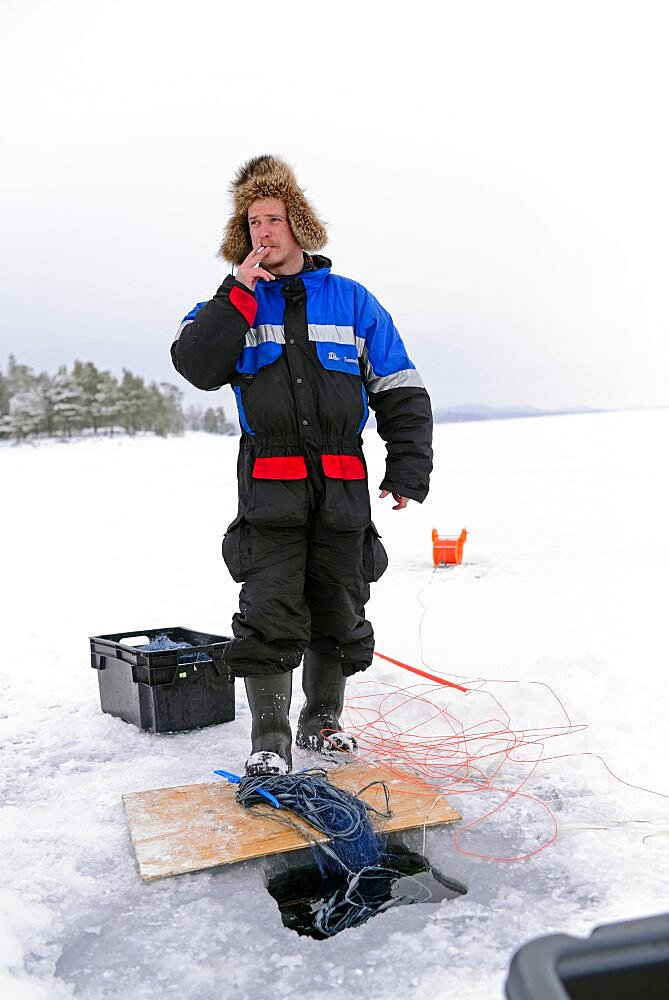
[122,763,461,882]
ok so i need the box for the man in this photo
[172,155,432,776]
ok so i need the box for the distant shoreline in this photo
[431,403,667,424]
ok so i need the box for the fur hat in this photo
[218,154,328,265]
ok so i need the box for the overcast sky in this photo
[1,0,667,411]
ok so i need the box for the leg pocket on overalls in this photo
[362,522,388,582]
[222,515,251,582]
[321,478,371,531]
[248,478,310,527]
[319,452,371,531]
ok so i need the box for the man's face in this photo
[247,197,304,274]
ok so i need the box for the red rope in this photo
[373,650,469,692]
[294,653,667,863]
[327,672,582,863]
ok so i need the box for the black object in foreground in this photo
[505,912,669,999]
[89,626,234,732]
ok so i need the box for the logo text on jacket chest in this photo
[328,350,357,364]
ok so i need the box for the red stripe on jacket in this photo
[229,285,258,327]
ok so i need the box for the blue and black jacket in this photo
[171,256,433,529]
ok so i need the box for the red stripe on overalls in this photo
[321,455,366,480]
[252,456,308,480]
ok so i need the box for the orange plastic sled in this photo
[432,528,467,566]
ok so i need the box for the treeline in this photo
[0,356,236,441]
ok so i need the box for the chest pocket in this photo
[314,342,361,375]
[235,341,283,375]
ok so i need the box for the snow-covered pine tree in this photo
[49,366,86,437]
[91,371,121,435]
[184,405,203,431]
[7,388,48,439]
[72,361,104,434]
[202,406,235,435]
[144,382,184,436]
[0,371,10,418]
[117,369,147,435]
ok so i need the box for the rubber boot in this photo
[244,673,293,776]
[295,649,357,754]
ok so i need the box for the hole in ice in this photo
[266,842,467,939]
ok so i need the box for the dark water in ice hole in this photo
[267,843,467,939]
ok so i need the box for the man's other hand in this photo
[379,490,409,510]
[236,246,275,291]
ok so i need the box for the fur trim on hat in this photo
[218,154,328,265]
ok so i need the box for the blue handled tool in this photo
[213,769,281,809]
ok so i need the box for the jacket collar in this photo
[261,255,332,294]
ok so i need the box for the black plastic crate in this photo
[90,626,234,733]
[505,912,669,999]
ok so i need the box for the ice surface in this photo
[1,410,668,999]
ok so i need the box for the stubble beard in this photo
[264,245,304,277]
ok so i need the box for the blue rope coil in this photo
[235,769,414,934]
[139,633,212,664]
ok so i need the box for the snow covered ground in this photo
[1,408,668,1000]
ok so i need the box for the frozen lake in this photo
[1,408,668,999]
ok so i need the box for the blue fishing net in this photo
[138,633,212,664]
[237,770,410,934]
